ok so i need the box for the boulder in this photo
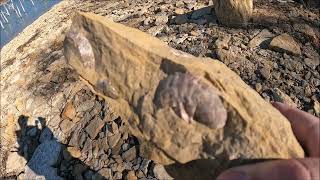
[214,0,253,26]
[64,12,304,179]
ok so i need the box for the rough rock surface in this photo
[215,0,253,26]
[64,12,304,178]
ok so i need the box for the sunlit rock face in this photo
[64,12,304,179]
[214,0,253,27]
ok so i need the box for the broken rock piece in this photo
[64,12,304,178]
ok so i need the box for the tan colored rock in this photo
[67,146,82,158]
[62,102,78,122]
[64,12,304,178]
[6,152,27,175]
[269,33,301,56]
[215,0,253,26]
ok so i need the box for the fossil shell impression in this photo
[154,73,227,129]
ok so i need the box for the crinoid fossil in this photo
[154,73,227,129]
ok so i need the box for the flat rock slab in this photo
[64,12,304,178]
[269,33,302,56]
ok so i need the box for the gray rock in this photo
[97,168,112,179]
[304,58,319,69]
[76,100,95,112]
[140,159,151,175]
[147,25,165,37]
[25,140,62,180]
[108,133,121,148]
[85,116,105,139]
[60,119,75,134]
[122,146,137,162]
[260,67,271,80]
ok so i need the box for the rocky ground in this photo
[0,0,319,179]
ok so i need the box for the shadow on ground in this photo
[15,115,105,180]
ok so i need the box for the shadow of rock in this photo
[170,6,218,26]
[14,115,104,180]
[164,158,277,180]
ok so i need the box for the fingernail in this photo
[217,171,250,180]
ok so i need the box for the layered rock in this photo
[64,12,304,178]
[214,0,253,26]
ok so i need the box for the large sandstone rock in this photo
[214,0,253,26]
[64,12,304,178]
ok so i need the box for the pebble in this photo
[85,116,105,139]
[122,146,137,162]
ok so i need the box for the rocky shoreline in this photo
[1,0,319,179]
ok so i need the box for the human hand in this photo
[217,102,320,180]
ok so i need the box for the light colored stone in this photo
[269,33,301,56]
[6,152,27,175]
[64,12,304,178]
[85,116,105,139]
[153,164,174,180]
[127,170,138,180]
[122,146,137,162]
[215,0,253,26]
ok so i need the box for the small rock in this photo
[304,58,319,69]
[259,67,271,80]
[255,83,263,93]
[269,33,301,56]
[126,171,138,180]
[76,100,95,112]
[122,146,137,162]
[113,171,123,179]
[6,152,27,175]
[60,119,75,133]
[140,159,151,175]
[67,146,82,158]
[39,127,53,143]
[214,35,231,49]
[85,116,105,139]
[62,102,79,122]
[175,8,184,15]
[153,164,173,180]
[108,133,121,148]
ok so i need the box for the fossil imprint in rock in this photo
[154,73,227,129]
